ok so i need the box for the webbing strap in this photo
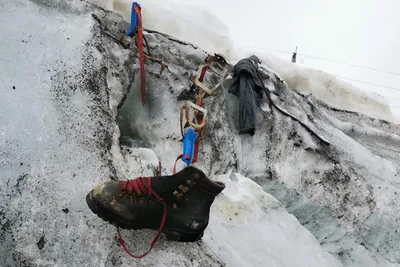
[133,5,146,105]
[173,154,183,174]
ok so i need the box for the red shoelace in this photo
[117,177,167,258]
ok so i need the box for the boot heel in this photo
[165,230,204,242]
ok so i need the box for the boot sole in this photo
[86,192,204,242]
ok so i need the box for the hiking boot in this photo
[86,166,225,242]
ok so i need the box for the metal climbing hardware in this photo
[191,55,229,97]
[193,65,228,96]
[184,101,208,130]
[174,54,228,173]
[179,101,207,137]
[191,55,229,163]
[181,55,229,166]
[177,102,207,168]
[175,54,229,172]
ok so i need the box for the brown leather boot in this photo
[86,166,225,242]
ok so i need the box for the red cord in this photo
[199,65,209,82]
[134,6,146,105]
[173,154,183,174]
[117,177,167,258]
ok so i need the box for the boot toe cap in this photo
[86,181,125,217]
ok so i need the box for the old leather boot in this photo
[86,166,225,242]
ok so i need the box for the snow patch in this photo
[205,172,342,267]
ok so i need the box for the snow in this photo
[207,172,341,267]
[1,0,400,267]
[87,0,233,56]
[0,1,112,266]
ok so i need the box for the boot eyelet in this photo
[179,185,189,192]
[182,187,189,193]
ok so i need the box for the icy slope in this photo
[0,1,342,266]
[207,172,341,267]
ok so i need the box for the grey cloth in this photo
[228,56,266,136]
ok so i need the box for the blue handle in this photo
[127,2,141,37]
[182,128,199,165]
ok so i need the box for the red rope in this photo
[117,177,167,258]
[134,6,146,105]
[199,65,209,82]
[173,154,183,174]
